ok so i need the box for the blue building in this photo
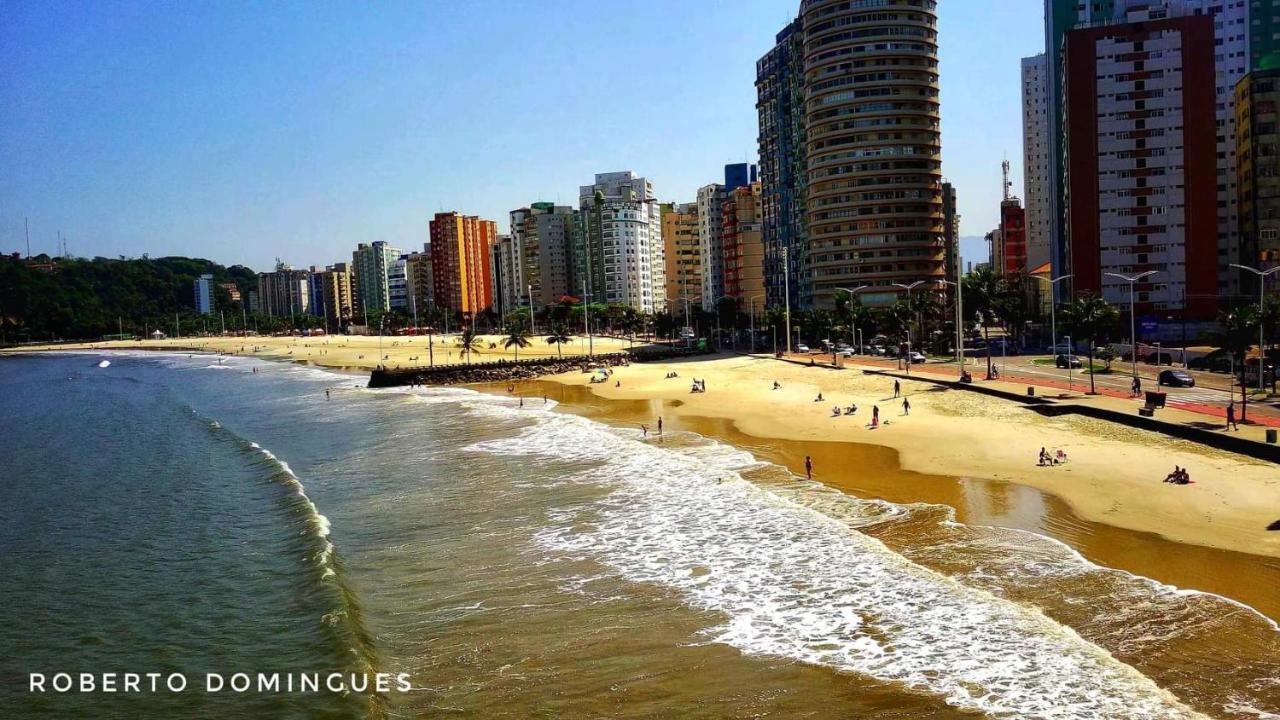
[194,274,214,315]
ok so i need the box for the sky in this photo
[0,0,1044,271]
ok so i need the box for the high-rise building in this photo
[1063,9,1220,318]
[405,248,434,319]
[1021,53,1052,271]
[511,202,575,309]
[309,264,354,328]
[218,283,241,304]
[576,172,666,313]
[997,199,1027,277]
[257,263,310,318]
[797,0,945,307]
[722,182,766,302]
[661,202,701,310]
[388,255,410,311]
[697,183,725,311]
[194,274,214,315]
[942,182,960,283]
[1236,67,1280,291]
[429,212,497,316]
[1048,0,1248,305]
[1250,0,1280,71]
[352,241,401,315]
[757,18,809,310]
[492,234,516,318]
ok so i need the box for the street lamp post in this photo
[1230,263,1280,394]
[937,280,963,371]
[835,285,869,355]
[1033,273,1074,385]
[892,281,925,371]
[1105,270,1159,380]
[749,294,765,353]
[781,246,792,354]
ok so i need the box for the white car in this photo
[908,351,927,364]
[796,344,810,353]
[839,348,855,357]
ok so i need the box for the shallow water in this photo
[1,353,1277,719]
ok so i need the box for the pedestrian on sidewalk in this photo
[1132,376,1142,397]
[1226,401,1239,431]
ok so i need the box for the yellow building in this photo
[661,202,701,307]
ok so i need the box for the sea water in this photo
[1,352,1276,719]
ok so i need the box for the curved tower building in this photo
[799,0,944,306]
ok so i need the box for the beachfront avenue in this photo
[28,672,413,694]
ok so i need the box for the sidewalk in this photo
[771,351,1280,433]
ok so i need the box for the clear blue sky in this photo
[0,0,1043,271]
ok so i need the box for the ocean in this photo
[1,352,1277,719]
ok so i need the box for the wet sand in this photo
[517,380,1280,624]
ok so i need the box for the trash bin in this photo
[1027,387,1035,397]
[1267,429,1278,445]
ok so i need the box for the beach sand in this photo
[540,354,1280,561]
[14,333,639,369]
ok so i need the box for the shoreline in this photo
[530,354,1280,563]
[506,379,1280,624]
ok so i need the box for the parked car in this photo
[1056,354,1083,369]
[908,351,927,364]
[839,348,855,357]
[1145,352,1175,366]
[795,344,810,353]
[1189,350,1231,373]
[1158,369,1196,388]
[869,345,887,356]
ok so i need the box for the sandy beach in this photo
[12,333,640,369]
[541,354,1280,561]
[13,338,1279,561]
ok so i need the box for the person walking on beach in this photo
[894,380,901,398]
[657,417,663,435]
[641,424,649,438]
[325,388,330,401]
[902,397,910,415]
[804,455,813,480]
[872,405,880,424]
[1226,401,1239,431]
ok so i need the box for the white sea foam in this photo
[454,395,1213,720]
[247,442,337,575]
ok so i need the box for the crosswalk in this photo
[1162,387,1234,405]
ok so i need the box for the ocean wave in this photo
[444,391,1273,720]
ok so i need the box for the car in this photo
[1158,369,1195,388]
[1145,352,1175,366]
[1046,343,1074,355]
[1055,354,1083,369]
[908,351,927,364]
[869,345,886,356]
[795,344,810,353]
[839,348,855,357]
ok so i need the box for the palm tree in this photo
[963,265,1006,378]
[503,320,531,361]
[546,324,573,358]
[456,326,483,365]
[1060,292,1119,395]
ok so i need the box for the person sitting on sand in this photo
[832,406,842,417]
[1164,466,1182,483]
[1039,447,1051,466]
[845,405,858,416]
[1055,449,1068,464]
[815,392,824,402]
[773,381,782,390]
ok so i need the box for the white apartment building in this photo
[1021,53,1051,272]
[697,183,725,311]
[579,172,666,313]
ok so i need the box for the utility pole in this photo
[1106,270,1159,381]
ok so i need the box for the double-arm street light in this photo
[1105,270,1160,380]
[1231,263,1280,393]
[892,281,925,370]
[835,285,869,354]
[1034,273,1074,381]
